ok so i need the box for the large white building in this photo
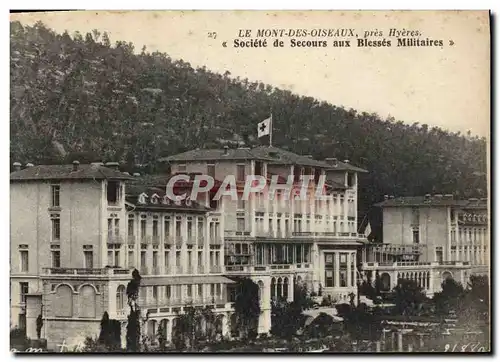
[361,194,489,296]
[10,146,369,348]
[161,145,368,332]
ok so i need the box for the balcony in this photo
[209,238,223,246]
[224,230,252,239]
[127,235,136,245]
[140,235,152,244]
[186,237,196,246]
[175,266,183,274]
[140,266,150,275]
[210,265,223,273]
[43,267,131,276]
[197,237,205,248]
[107,235,124,244]
[362,261,473,269]
[140,297,228,309]
[224,263,311,273]
[151,266,160,275]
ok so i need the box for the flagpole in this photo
[269,112,273,147]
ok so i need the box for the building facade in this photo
[361,195,489,296]
[162,145,368,333]
[10,161,234,350]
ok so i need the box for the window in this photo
[436,247,443,263]
[197,218,204,241]
[176,217,182,239]
[347,173,355,187]
[140,217,147,238]
[84,250,93,269]
[52,250,61,268]
[325,270,334,287]
[20,282,29,304]
[207,164,215,178]
[255,161,263,176]
[128,216,134,236]
[411,208,420,225]
[128,250,135,268]
[237,165,246,182]
[237,217,245,231]
[412,228,420,244]
[116,285,126,311]
[51,185,60,207]
[107,181,120,205]
[237,199,245,210]
[153,251,158,269]
[198,251,203,266]
[187,217,193,240]
[52,216,61,241]
[164,216,171,237]
[20,250,28,272]
[152,219,159,238]
[165,285,171,300]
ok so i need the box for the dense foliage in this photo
[126,269,142,352]
[232,277,260,339]
[10,21,488,238]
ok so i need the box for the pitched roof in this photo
[161,146,368,172]
[375,196,488,209]
[160,148,275,163]
[10,164,134,181]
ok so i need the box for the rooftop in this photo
[375,195,488,209]
[10,163,134,181]
[161,146,368,173]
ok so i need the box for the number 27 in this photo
[208,32,217,39]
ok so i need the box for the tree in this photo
[393,278,428,316]
[97,312,122,351]
[433,278,465,317]
[126,269,142,352]
[36,314,43,339]
[233,278,260,339]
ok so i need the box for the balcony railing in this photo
[164,236,175,245]
[107,235,124,244]
[140,297,228,308]
[127,235,136,245]
[197,237,205,248]
[362,261,472,268]
[140,266,150,275]
[224,230,252,239]
[140,235,152,244]
[210,265,222,273]
[43,267,131,276]
[209,238,223,245]
[175,266,183,274]
[225,263,312,273]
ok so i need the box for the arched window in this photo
[54,285,73,317]
[283,277,289,300]
[271,278,276,300]
[79,285,96,318]
[380,273,391,291]
[116,285,126,311]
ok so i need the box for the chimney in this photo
[223,146,229,155]
[105,162,120,171]
[26,163,34,168]
[444,194,454,200]
[325,158,338,167]
[13,162,21,171]
[343,159,350,163]
[384,195,389,200]
[435,194,443,198]
[72,160,80,171]
[133,173,141,177]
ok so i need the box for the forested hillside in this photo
[10,21,488,238]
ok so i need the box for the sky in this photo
[10,10,490,137]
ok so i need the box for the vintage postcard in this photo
[9,10,490,353]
